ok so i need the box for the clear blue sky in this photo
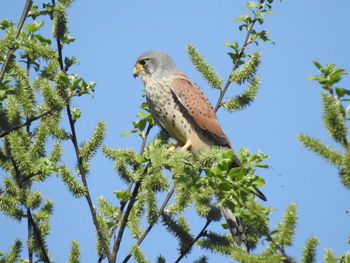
[1,0,350,262]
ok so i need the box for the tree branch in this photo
[19,171,41,186]
[122,187,175,263]
[0,0,33,83]
[48,1,112,260]
[0,109,54,138]
[174,219,212,263]
[97,183,133,263]
[110,174,144,262]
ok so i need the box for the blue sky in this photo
[1,0,350,262]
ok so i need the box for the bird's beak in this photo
[133,63,143,78]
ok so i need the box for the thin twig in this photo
[110,124,153,238]
[97,183,134,263]
[110,175,144,262]
[265,233,295,263]
[0,109,54,138]
[214,14,259,112]
[27,207,33,263]
[122,187,175,263]
[0,0,33,83]
[108,183,133,238]
[174,219,212,263]
[19,172,41,186]
[139,124,153,154]
[27,208,51,263]
[0,91,77,138]
[66,103,112,262]
[50,0,64,72]
[109,123,153,262]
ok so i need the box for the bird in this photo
[133,50,265,248]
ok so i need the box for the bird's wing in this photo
[170,72,231,147]
[171,73,267,202]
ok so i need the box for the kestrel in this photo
[133,50,265,247]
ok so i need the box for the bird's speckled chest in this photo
[144,77,192,144]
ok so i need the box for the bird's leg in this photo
[181,141,192,151]
[168,141,183,151]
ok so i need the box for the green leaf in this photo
[229,167,245,180]
[121,129,138,137]
[62,35,76,44]
[246,1,257,8]
[252,176,265,187]
[33,34,52,44]
[134,154,146,163]
[309,62,347,93]
[256,163,269,168]
[71,106,81,121]
[335,87,350,98]
[0,19,14,30]
[114,190,132,202]
[64,56,78,70]
[312,61,322,70]
[24,21,44,33]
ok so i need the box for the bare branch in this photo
[174,219,211,263]
[122,187,175,263]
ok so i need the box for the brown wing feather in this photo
[171,72,231,147]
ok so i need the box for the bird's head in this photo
[133,50,177,80]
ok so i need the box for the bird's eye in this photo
[139,59,147,66]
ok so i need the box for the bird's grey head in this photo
[133,50,178,80]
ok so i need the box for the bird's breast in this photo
[144,77,216,154]
[145,79,192,144]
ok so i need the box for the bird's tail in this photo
[220,205,248,249]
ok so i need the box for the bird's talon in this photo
[168,142,182,151]
[181,141,191,151]
[168,145,176,151]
